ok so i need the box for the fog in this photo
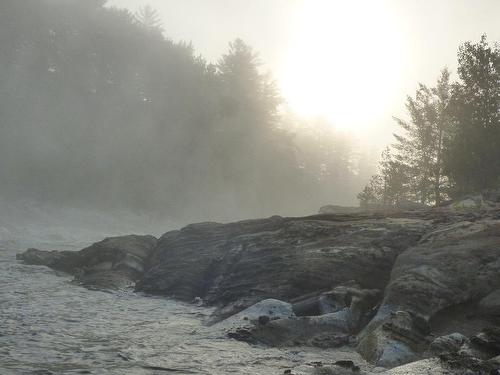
[0,0,498,234]
[110,0,500,143]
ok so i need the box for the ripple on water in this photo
[0,246,369,375]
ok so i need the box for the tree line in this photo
[0,0,371,222]
[358,36,500,207]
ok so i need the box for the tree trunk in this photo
[435,127,443,206]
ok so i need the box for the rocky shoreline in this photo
[17,193,500,374]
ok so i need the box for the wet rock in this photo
[214,299,295,332]
[138,215,427,320]
[334,360,361,371]
[323,284,381,331]
[459,327,500,360]
[17,248,78,271]
[292,283,381,326]
[287,360,370,375]
[292,293,325,316]
[359,214,500,367]
[438,352,500,374]
[488,354,500,368]
[259,314,352,347]
[429,333,468,355]
[380,357,454,375]
[217,298,355,348]
[385,218,500,319]
[16,201,500,372]
[258,315,271,325]
[192,296,203,306]
[310,366,365,375]
[17,235,157,289]
[479,289,500,317]
[380,350,500,374]
[357,310,431,368]
[220,285,381,349]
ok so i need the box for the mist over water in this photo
[0,240,364,375]
[0,0,379,230]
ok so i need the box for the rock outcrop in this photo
[137,214,427,322]
[357,210,500,367]
[17,235,157,289]
[16,191,500,371]
[225,284,382,348]
[480,289,500,317]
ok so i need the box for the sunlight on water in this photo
[0,241,363,375]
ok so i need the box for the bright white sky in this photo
[108,0,500,146]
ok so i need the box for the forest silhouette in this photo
[0,1,498,223]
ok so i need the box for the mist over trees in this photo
[0,0,371,223]
[358,36,500,207]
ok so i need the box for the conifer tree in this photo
[445,35,500,194]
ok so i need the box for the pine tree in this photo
[445,35,500,194]
[431,69,452,204]
[392,69,452,205]
[357,174,383,208]
[358,70,452,207]
[133,5,163,32]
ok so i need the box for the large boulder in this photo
[17,235,157,289]
[384,217,500,317]
[137,214,428,319]
[292,283,381,322]
[218,286,380,349]
[428,333,468,356]
[358,213,500,367]
[16,248,79,271]
[459,326,500,360]
[227,310,355,348]
[357,310,431,368]
[214,298,295,331]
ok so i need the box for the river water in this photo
[0,233,366,375]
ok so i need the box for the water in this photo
[0,235,366,375]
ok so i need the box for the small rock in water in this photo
[258,315,270,325]
[429,333,467,355]
[193,296,203,306]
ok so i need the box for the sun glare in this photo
[281,0,406,131]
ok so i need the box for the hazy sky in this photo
[108,0,500,145]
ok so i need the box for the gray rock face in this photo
[16,203,500,372]
[17,235,157,289]
[429,333,468,355]
[228,310,355,348]
[292,283,381,323]
[459,327,500,360]
[215,299,295,330]
[358,212,500,367]
[479,289,500,316]
[137,215,427,320]
[385,218,500,318]
[357,310,431,368]
[17,248,79,271]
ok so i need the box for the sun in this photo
[280,0,406,131]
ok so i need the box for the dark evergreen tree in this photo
[392,69,452,205]
[445,35,500,194]
[133,5,164,32]
[0,0,365,221]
